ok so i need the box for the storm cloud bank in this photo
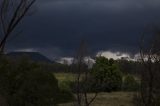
[6,0,160,59]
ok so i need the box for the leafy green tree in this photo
[91,57,122,92]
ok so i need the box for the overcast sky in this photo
[6,0,160,59]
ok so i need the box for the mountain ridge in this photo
[7,52,53,63]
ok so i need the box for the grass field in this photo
[54,72,139,82]
[54,73,76,82]
[59,92,134,106]
[54,73,135,106]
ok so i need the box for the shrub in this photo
[58,80,74,103]
[123,75,139,91]
[0,57,60,106]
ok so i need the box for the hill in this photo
[7,52,53,63]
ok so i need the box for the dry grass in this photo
[54,73,76,82]
[55,73,135,106]
[59,92,134,106]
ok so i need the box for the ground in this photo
[59,92,134,106]
[54,73,135,106]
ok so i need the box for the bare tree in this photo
[72,40,98,106]
[135,28,160,106]
[0,0,36,53]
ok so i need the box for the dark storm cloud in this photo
[7,0,160,59]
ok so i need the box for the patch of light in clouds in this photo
[97,51,132,60]
[56,57,74,65]
[13,48,37,52]
[56,56,95,68]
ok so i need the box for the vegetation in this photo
[0,0,36,53]
[54,73,76,82]
[91,57,122,92]
[1,0,160,106]
[122,74,139,91]
[117,59,142,75]
[0,56,74,106]
[0,54,145,106]
[59,92,134,106]
[134,29,160,106]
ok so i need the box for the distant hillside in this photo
[7,52,53,63]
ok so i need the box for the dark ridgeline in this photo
[7,52,53,63]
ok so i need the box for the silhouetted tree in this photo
[72,40,98,106]
[0,0,36,53]
[135,28,160,106]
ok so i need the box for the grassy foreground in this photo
[59,92,134,106]
[54,73,134,106]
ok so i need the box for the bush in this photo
[58,80,74,103]
[57,89,74,103]
[122,75,139,91]
[91,57,122,92]
[0,57,60,106]
[69,78,98,93]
